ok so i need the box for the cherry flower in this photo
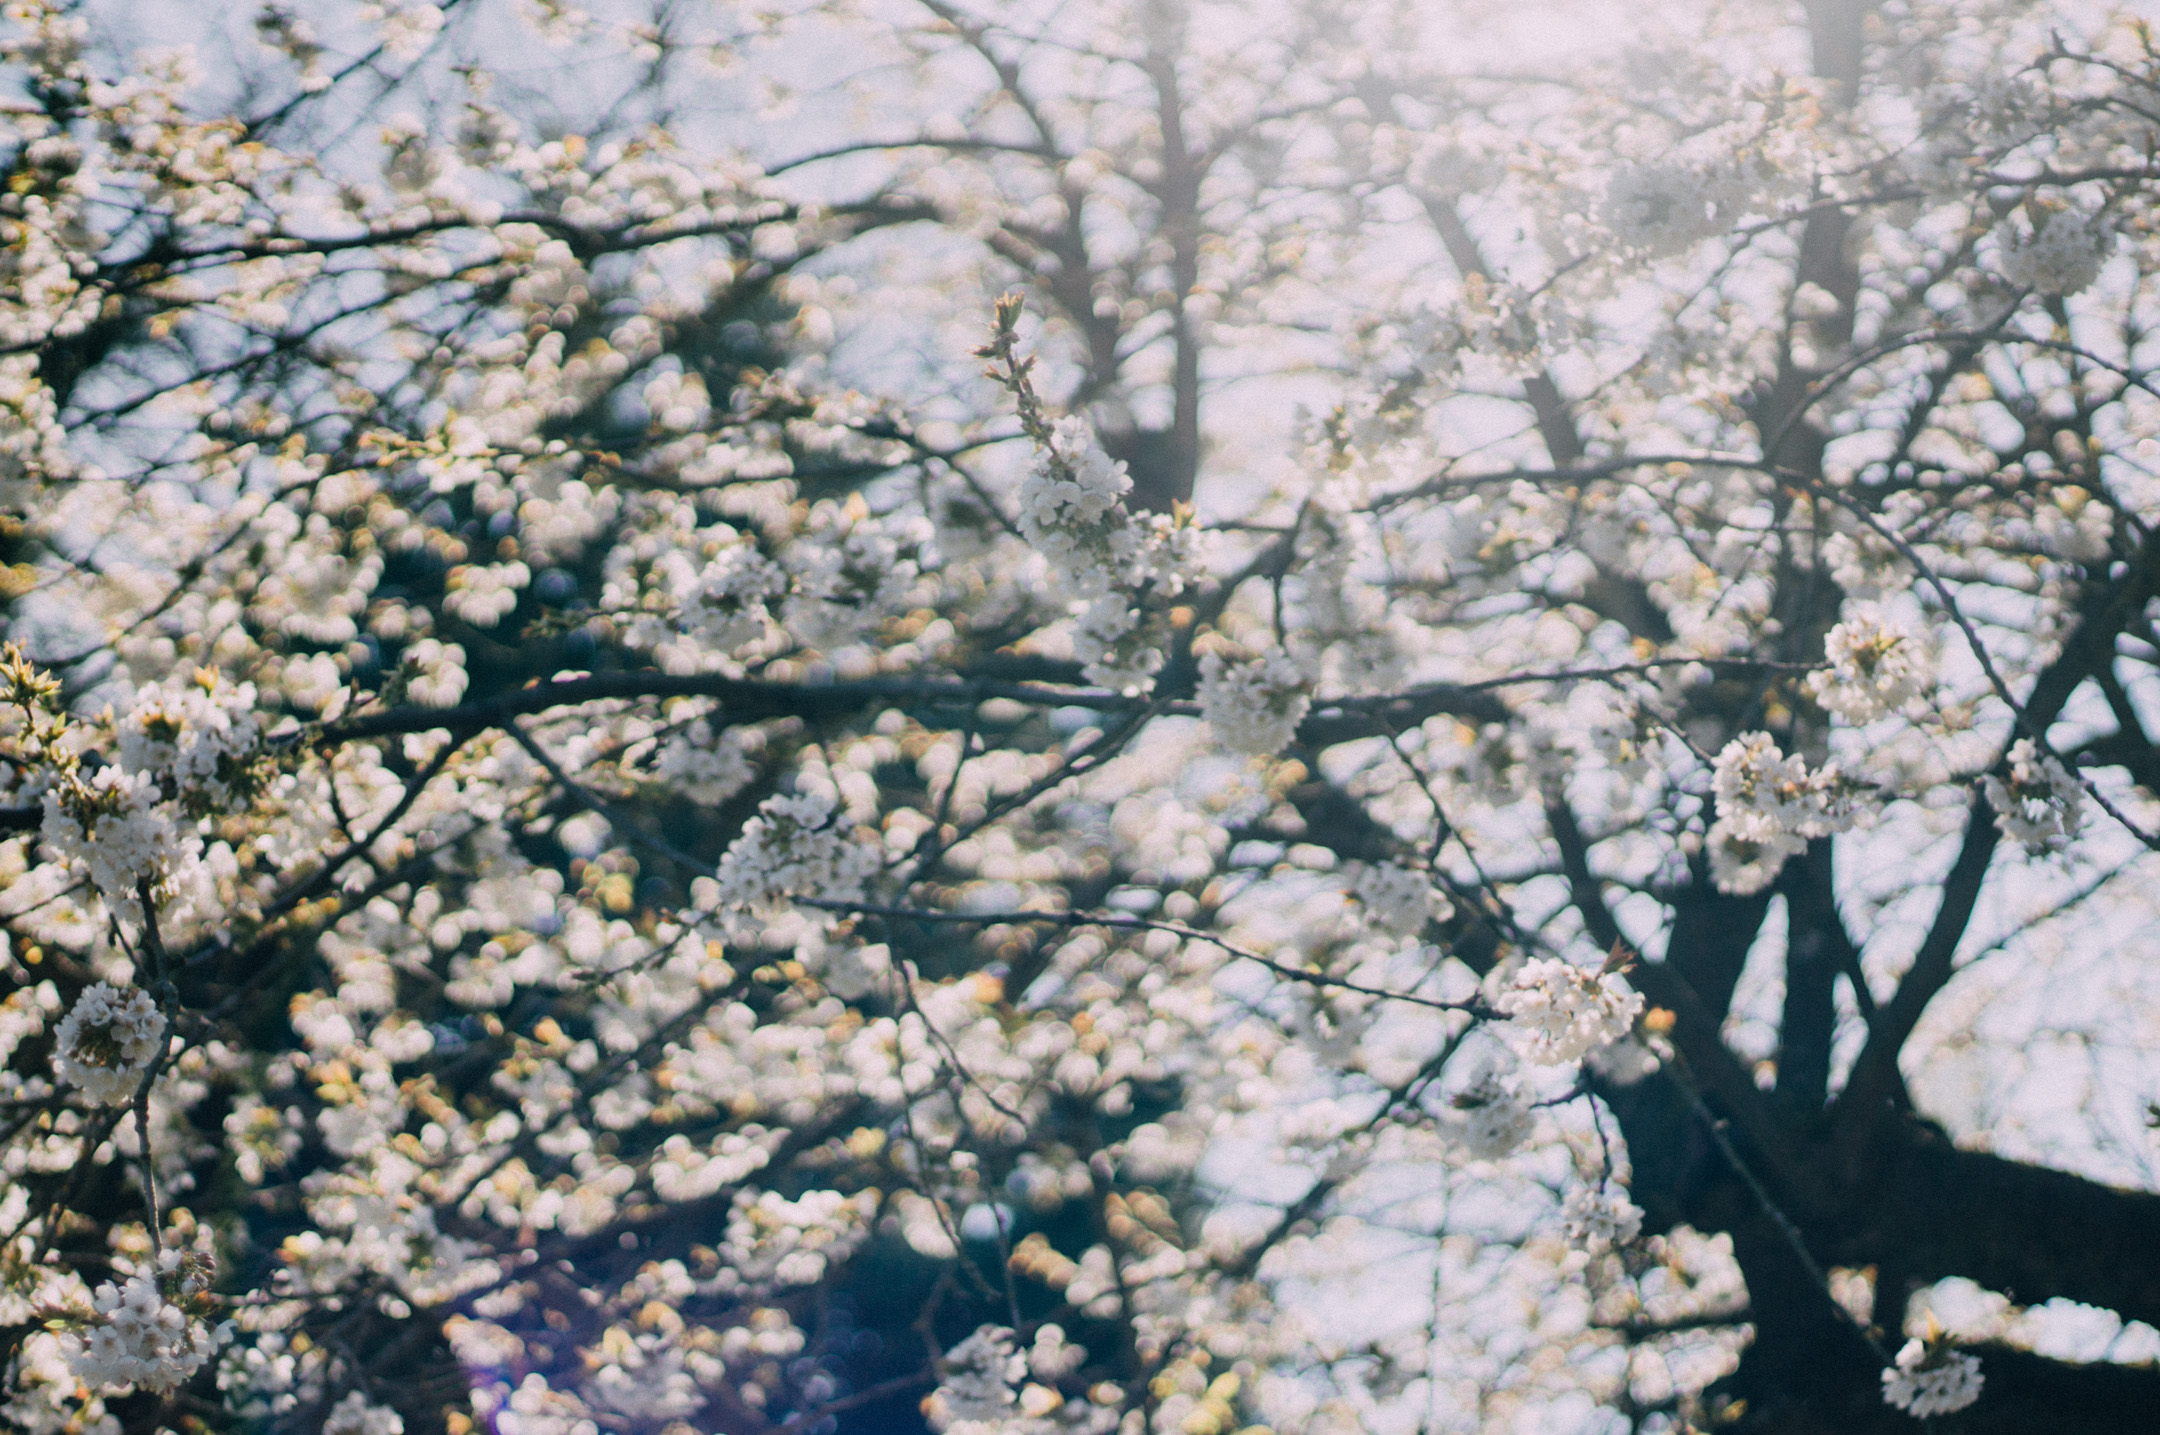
[1999,209,2111,296]
[322,1390,405,1435]
[1807,606,1933,724]
[1448,1067,1535,1159]
[1983,739,2085,854]
[63,1252,223,1395]
[1881,1338,1983,1417]
[1562,1184,1645,1255]
[711,789,877,914]
[1496,958,1645,1065]
[52,982,165,1107]
[1355,861,1454,937]
[1017,417,1138,587]
[1711,732,1873,843]
[1599,160,1726,256]
[1197,648,1311,755]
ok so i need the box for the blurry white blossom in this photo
[922,1325,1027,1433]
[1355,861,1453,937]
[1562,1184,1644,1254]
[443,561,529,627]
[323,1390,405,1435]
[1449,1068,1534,1158]
[1983,738,2085,854]
[1707,822,1806,896]
[2000,210,2110,296]
[1881,1339,1983,1417]
[1600,161,1726,256]
[403,639,468,708]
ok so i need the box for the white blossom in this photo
[1982,738,2085,854]
[1017,417,1135,586]
[403,639,468,708]
[1600,160,1726,256]
[1496,958,1644,1065]
[1807,606,1933,724]
[1355,861,1453,937]
[443,561,530,627]
[63,1257,221,1395]
[1197,649,1310,755]
[717,1188,876,1291]
[1711,732,1873,842]
[1562,1185,1644,1254]
[922,1325,1027,1433]
[1449,1069,1534,1159]
[1706,820,1805,896]
[1881,1339,1983,1417]
[1999,210,2110,296]
[39,766,192,919]
[712,789,878,913]
[53,982,165,1106]
[1071,592,1166,696]
[116,671,262,806]
[650,719,759,804]
[684,542,786,653]
[323,1390,406,1435]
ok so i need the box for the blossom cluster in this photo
[1706,733,1876,894]
[63,1252,224,1396]
[1197,647,1311,755]
[1495,959,1645,1065]
[1881,1339,1984,1417]
[1983,738,2086,854]
[52,982,165,1107]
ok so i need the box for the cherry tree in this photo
[5,1,2160,1433]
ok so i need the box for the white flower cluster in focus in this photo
[117,671,263,807]
[1496,958,1644,1065]
[53,981,165,1106]
[1999,209,2110,297]
[1881,1339,1983,1417]
[1017,417,1138,583]
[1806,606,1932,724]
[711,789,877,914]
[1197,649,1310,755]
[651,719,759,804]
[1982,738,2085,854]
[1013,417,1194,694]
[1707,733,1874,894]
[64,1253,222,1395]
[40,767,186,918]
[684,542,787,654]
